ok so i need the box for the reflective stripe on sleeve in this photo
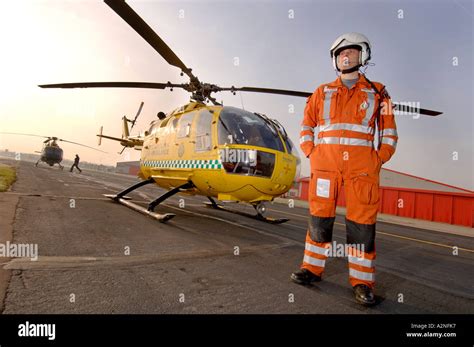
[381,128,398,137]
[299,135,314,144]
[301,125,314,132]
[381,137,397,149]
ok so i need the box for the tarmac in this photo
[0,158,473,314]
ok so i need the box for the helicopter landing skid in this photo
[103,179,196,223]
[103,194,132,200]
[105,195,175,223]
[204,198,290,225]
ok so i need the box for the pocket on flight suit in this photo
[351,173,379,206]
[309,170,338,216]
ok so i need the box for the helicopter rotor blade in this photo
[58,139,108,153]
[217,86,312,98]
[0,132,51,139]
[104,0,198,82]
[392,103,442,116]
[130,101,144,131]
[218,87,443,116]
[39,81,187,90]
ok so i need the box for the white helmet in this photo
[330,32,371,72]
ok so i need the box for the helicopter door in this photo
[194,110,213,152]
[175,112,196,158]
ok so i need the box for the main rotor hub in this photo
[188,81,220,104]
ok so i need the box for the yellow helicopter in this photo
[0,132,106,169]
[39,0,441,223]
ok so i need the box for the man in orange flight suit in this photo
[290,33,398,305]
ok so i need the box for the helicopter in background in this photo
[0,132,106,169]
[38,0,442,224]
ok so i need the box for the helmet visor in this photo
[334,44,362,58]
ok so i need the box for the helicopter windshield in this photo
[271,119,300,158]
[218,107,285,152]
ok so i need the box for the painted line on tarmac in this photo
[375,231,474,253]
[268,208,308,219]
[4,243,295,270]
[2,192,139,202]
[270,208,473,253]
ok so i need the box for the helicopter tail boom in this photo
[96,132,143,148]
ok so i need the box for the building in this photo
[116,161,140,176]
[295,168,474,228]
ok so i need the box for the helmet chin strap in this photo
[341,64,361,74]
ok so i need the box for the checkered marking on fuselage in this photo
[142,159,223,169]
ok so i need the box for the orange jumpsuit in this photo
[299,73,398,289]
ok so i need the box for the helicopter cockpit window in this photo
[285,136,299,157]
[195,110,213,152]
[177,112,195,139]
[220,149,276,178]
[218,107,284,152]
[171,117,179,130]
[270,119,299,157]
[148,122,160,136]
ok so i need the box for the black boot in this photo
[290,269,321,285]
[353,284,376,306]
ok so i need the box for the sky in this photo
[0,0,472,190]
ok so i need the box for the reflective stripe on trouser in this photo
[346,217,376,288]
[347,245,376,289]
[301,231,331,276]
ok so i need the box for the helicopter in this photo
[38,0,442,224]
[0,132,106,169]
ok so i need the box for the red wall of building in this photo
[128,166,140,176]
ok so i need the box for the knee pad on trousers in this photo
[308,215,335,243]
[346,218,376,253]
